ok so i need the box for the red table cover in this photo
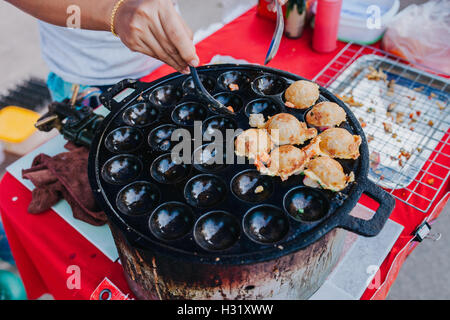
[1,7,449,300]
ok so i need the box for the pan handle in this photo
[100,79,140,111]
[339,181,395,237]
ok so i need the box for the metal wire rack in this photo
[313,43,449,213]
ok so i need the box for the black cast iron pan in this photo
[89,64,395,265]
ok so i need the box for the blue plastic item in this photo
[0,270,27,300]
[0,220,15,266]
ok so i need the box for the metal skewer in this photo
[189,66,233,115]
[264,0,284,65]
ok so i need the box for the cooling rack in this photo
[313,43,449,213]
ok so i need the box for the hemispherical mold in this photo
[194,211,240,251]
[171,102,208,126]
[213,92,243,113]
[116,181,161,216]
[243,205,289,244]
[192,144,225,173]
[252,75,288,96]
[105,126,143,153]
[148,124,177,152]
[231,170,274,203]
[218,71,250,91]
[150,153,191,184]
[245,98,283,120]
[149,202,194,241]
[101,155,142,185]
[202,115,238,140]
[184,174,227,208]
[122,102,159,127]
[283,187,330,222]
[182,75,215,93]
[149,85,182,108]
[300,106,314,124]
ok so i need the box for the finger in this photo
[180,18,194,41]
[164,0,193,40]
[148,13,189,71]
[128,38,156,58]
[160,9,199,66]
[138,33,186,73]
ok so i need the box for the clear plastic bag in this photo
[382,0,450,74]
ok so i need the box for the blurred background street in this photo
[0,0,448,300]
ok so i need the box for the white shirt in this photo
[38,21,163,86]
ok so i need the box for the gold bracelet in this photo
[110,0,126,37]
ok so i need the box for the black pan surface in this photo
[89,64,395,265]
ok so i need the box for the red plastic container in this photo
[312,0,343,53]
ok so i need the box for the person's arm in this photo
[6,0,198,73]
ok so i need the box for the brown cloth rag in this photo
[22,142,107,226]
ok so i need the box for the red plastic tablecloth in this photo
[0,7,449,300]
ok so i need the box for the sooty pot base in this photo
[110,222,347,300]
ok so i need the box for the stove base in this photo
[111,223,347,300]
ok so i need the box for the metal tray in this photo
[328,54,449,190]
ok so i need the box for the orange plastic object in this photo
[0,106,39,143]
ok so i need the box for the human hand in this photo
[267,0,288,12]
[114,0,198,74]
